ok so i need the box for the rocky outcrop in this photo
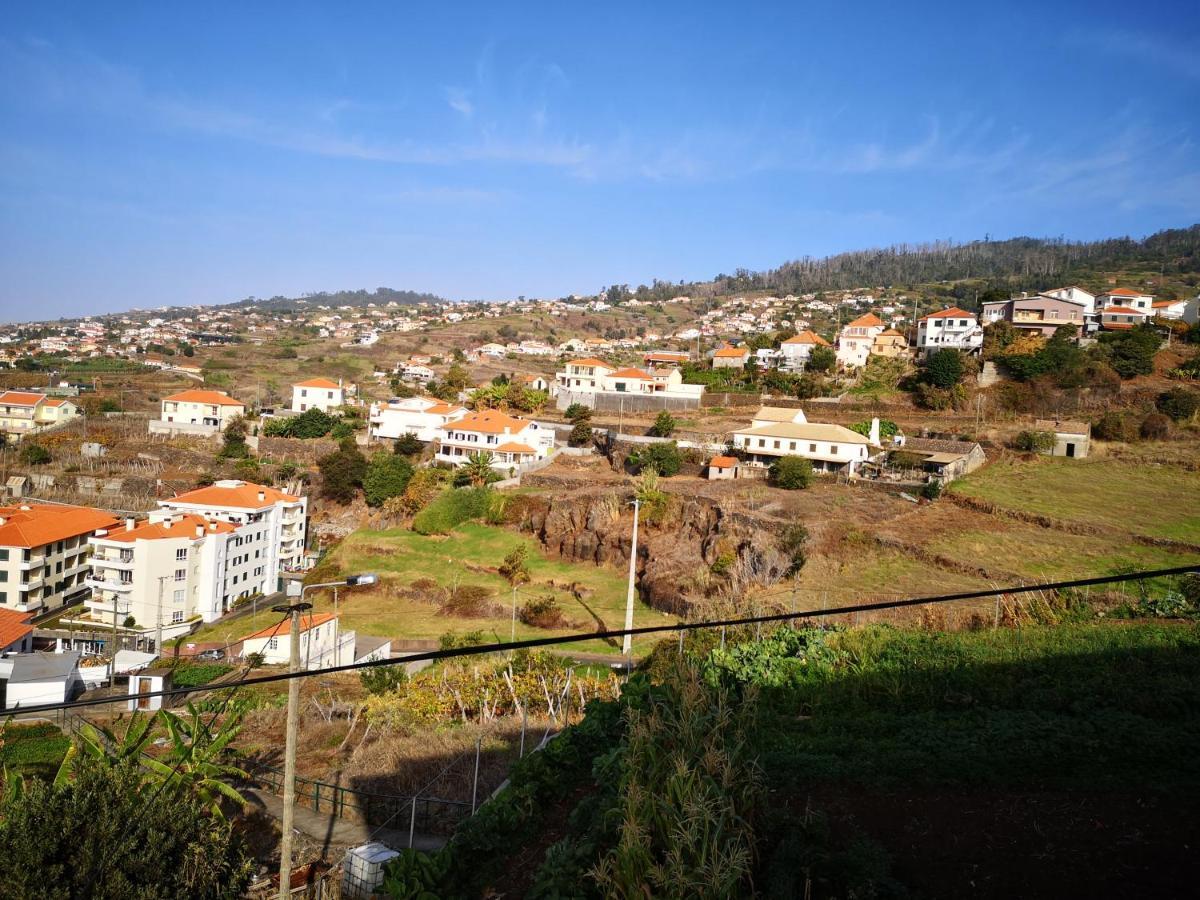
[516,488,791,614]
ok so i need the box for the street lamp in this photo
[276,573,377,900]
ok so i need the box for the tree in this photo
[397,468,447,515]
[462,451,497,487]
[649,410,677,438]
[19,443,51,465]
[806,345,836,373]
[768,455,814,490]
[317,446,367,503]
[360,665,406,696]
[1098,326,1160,379]
[443,363,471,393]
[1140,413,1171,440]
[1156,387,1199,422]
[363,452,415,507]
[155,703,251,819]
[498,545,531,586]
[393,432,425,456]
[627,442,681,477]
[1014,430,1055,454]
[218,416,249,459]
[568,421,594,448]
[0,755,252,899]
[850,419,898,441]
[564,403,592,424]
[923,349,966,389]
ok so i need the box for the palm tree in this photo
[151,702,251,818]
[463,451,496,487]
[55,713,158,787]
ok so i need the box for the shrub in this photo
[807,345,836,373]
[412,487,493,535]
[1156,387,1199,422]
[779,523,809,576]
[564,403,592,424]
[1140,413,1171,440]
[362,452,414,507]
[499,544,531,586]
[360,665,407,696]
[438,630,486,650]
[519,594,567,629]
[649,410,677,437]
[397,467,447,515]
[920,480,942,501]
[1014,430,1055,454]
[392,432,425,456]
[264,407,336,439]
[769,455,813,490]
[923,348,966,389]
[850,419,898,441]
[1093,411,1139,443]
[440,584,496,617]
[18,443,51,465]
[627,442,681,477]
[317,446,367,503]
[1098,325,1160,378]
[568,420,594,448]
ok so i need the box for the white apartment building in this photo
[916,308,984,357]
[157,480,308,578]
[0,504,120,614]
[557,358,615,393]
[436,409,555,470]
[291,378,344,413]
[729,420,878,475]
[369,396,468,443]
[836,314,886,368]
[240,612,353,671]
[86,514,241,642]
[778,331,831,371]
[157,390,246,431]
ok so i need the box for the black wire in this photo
[6,563,1197,718]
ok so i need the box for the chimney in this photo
[125,518,135,532]
[195,525,204,538]
[257,490,266,502]
[869,418,880,446]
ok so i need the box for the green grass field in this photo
[949,456,1200,543]
[194,523,670,655]
[0,722,70,779]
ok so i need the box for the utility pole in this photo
[275,601,310,900]
[622,498,640,656]
[155,575,168,657]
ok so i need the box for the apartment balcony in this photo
[85,574,134,592]
[90,556,134,570]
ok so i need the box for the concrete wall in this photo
[556,390,701,413]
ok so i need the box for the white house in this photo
[157,390,246,432]
[730,419,878,474]
[1151,298,1190,320]
[557,358,615,393]
[397,362,436,383]
[1096,289,1154,312]
[0,503,120,614]
[369,396,468,443]
[475,342,507,358]
[1099,306,1152,331]
[2,650,82,709]
[778,331,832,371]
[916,308,984,357]
[712,345,750,369]
[1043,286,1097,316]
[1183,296,1200,325]
[291,378,344,413]
[836,314,885,368]
[0,391,83,437]
[157,480,308,577]
[240,612,351,671]
[750,406,807,428]
[86,513,247,644]
[436,409,555,470]
[517,374,552,393]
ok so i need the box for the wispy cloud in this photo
[444,87,474,118]
[1067,28,1200,81]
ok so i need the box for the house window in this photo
[0,571,6,582]
[830,445,838,455]
[174,568,186,582]
[773,440,781,449]
[809,444,817,453]
[0,550,7,561]
[171,610,184,624]
[176,548,188,561]
[0,592,5,603]
[757,439,765,448]
[267,637,278,650]
[174,589,185,603]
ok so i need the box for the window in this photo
[171,610,184,624]
[830,445,838,455]
[809,444,817,453]
[0,591,5,603]
[757,439,765,448]
[773,440,781,449]
[176,548,188,561]
[0,571,6,582]
[0,549,7,561]
[173,589,185,603]
[174,568,186,582]
[267,637,278,650]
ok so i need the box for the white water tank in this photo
[342,843,400,899]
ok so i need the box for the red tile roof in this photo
[714,345,749,358]
[781,330,831,346]
[709,456,737,468]
[163,390,245,406]
[1103,288,1149,297]
[846,313,884,328]
[609,367,653,379]
[0,391,47,407]
[495,441,537,454]
[293,378,341,389]
[920,307,974,321]
[0,504,121,549]
[167,481,299,509]
[101,514,237,543]
[1101,306,1148,316]
[243,612,337,642]
[0,609,33,651]
[443,409,531,435]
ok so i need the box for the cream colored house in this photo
[240,612,352,670]
[369,396,467,443]
[712,345,750,369]
[0,391,81,437]
[0,503,119,614]
[556,358,615,393]
[437,409,555,470]
[871,329,910,359]
[779,332,831,371]
[730,420,877,475]
[836,314,885,368]
[291,378,344,413]
[158,390,246,431]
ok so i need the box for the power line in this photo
[5,563,1197,719]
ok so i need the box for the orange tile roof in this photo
[920,307,974,321]
[0,391,47,407]
[565,357,611,368]
[609,367,653,379]
[163,389,245,406]
[846,313,884,328]
[243,612,337,642]
[166,481,299,509]
[495,441,537,454]
[424,400,464,416]
[1101,306,1148,316]
[709,455,737,468]
[41,398,72,408]
[1103,288,1149,297]
[1150,300,1178,308]
[877,328,906,337]
[442,409,530,434]
[782,330,831,346]
[0,609,33,651]
[293,378,341,389]
[101,514,237,543]
[714,346,749,358]
[0,504,121,549]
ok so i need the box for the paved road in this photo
[245,788,446,855]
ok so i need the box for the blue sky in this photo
[1,1,1198,320]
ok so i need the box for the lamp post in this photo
[276,573,377,900]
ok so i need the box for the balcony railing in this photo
[85,574,133,592]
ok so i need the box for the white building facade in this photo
[291,378,344,413]
[0,504,119,614]
[369,397,468,443]
[916,308,984,357]
[436,410,555,470]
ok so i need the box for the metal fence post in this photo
[470,739,482,813]
[520,706,527,758]
[408,796,417,849]
[720,626,725,650]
